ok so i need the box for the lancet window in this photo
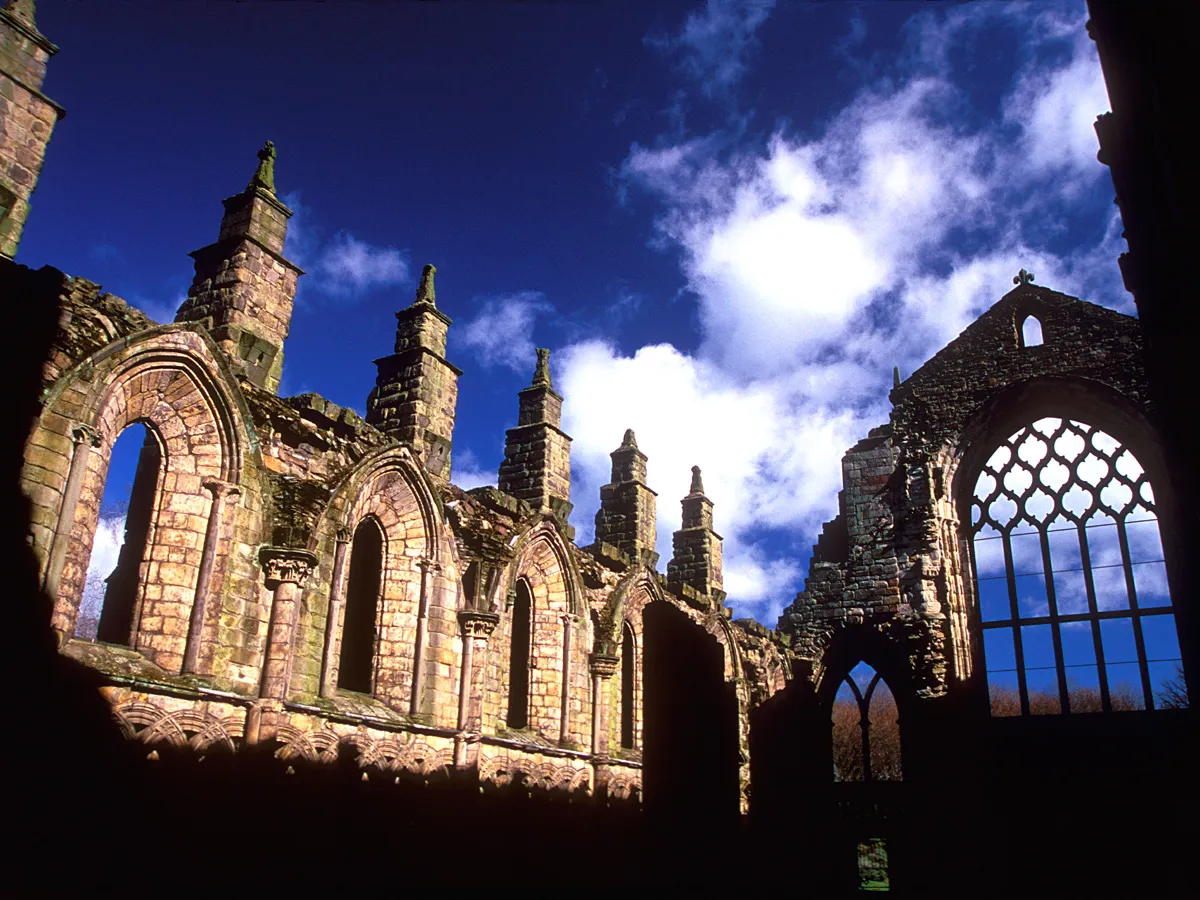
[831,662,902,782]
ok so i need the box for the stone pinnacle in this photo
[247,141,276,194]
[622,428,638,449]
[416,264,437,305]
[689,465,705,495]
[532,347,552,388]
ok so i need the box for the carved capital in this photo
[417,556,441,574]
[259,547,318,588]
[335,527,352,545]
[589,653,620,680]
[458,610,500,640]
[202,478,241,501]
[71,423,100,448]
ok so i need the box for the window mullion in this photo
[1002,530,1029,716]
[1076,522,1111,711]
[1116,517,1154,709]
[1039,526,1069,713]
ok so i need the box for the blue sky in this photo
[21,0,1128,628]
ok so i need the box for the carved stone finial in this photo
[893,365,901,389]
[621,428,638,449]
[532,347,552,388]
[1014,268,1035,286]
[689,465,705,495]
[248,141,277,194]
[416,264,437,305]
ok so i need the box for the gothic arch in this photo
[312,445,458,716]
[911,374,1174,688]
[29,329,249,673]
[487,521,588,744]
[948,375,1185,714]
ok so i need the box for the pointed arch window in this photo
[620,621,636,750]
[971,417,1187,715]
[77,423,161,646]
[338,517,383,693]
[1021,315,1044,348]
[831,662,901,782]
[506,579,533,729]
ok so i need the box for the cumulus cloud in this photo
[558,2,1120,625]
[456,292,554,374]
[649,0,776,96]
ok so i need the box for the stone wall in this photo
[0,1,63,259]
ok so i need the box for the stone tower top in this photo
[681,465,714,531]
[517,348,563,428]
[247,141,276,194]
[176,143,302,392]
[532,347,552,388]
[415,264,437,306]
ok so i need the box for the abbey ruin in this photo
[4,2,1194,894]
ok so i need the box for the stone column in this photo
[589,653,619,757]
[318,528,351,699]
[259,547,318,701]
[182,479,241,674]
[43,424,99,615]
[455,610,499,767]
[559,613,577,745]
[410,557,438,715]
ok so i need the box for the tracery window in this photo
[831,662,901,782]
[970,416,1187,715]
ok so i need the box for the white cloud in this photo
[77,515,125,639]
[457,292,554,374]
[558,2,1123,626]
[281,191,410,301]
[651,0,777,96]
[452,448,497,491]
[317,232,409,297]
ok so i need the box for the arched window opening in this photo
[506,580,532,729]
[620,621,636,749]
[1021,315,1044,348]
[831,662,901,782]
[338,517,383,694]
[462,561,479,607]
[77,424,160,645]
[971,416,1187,715]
